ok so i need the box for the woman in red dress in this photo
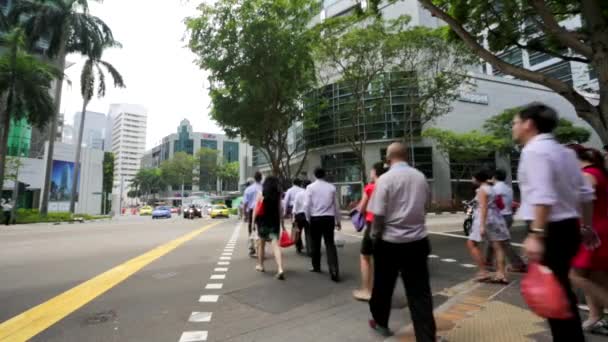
[568,145,608,335]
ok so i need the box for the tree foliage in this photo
[160,152,195,190]
[422,128,503,163]
[313,14,473,183]
[186,0,319,178]
[417,0,608,144]
[218,161,239,191]
[131,168,165,202]
[483,106,591,148]
[196,148,219,192]
[102,152,114,213]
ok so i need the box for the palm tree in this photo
[12,0,116,215]
[0,28,60,199]
[69,48,124,213]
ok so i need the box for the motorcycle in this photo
[184,206,202,219]
[462,199,477,236]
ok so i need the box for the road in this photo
[0,215,545,341]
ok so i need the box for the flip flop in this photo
[487,277,509,285]
[475,275,492,283]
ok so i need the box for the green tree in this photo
[218,161,239,192]
[196,148,219,193]
[483,107,591,149]
[69,45,125,213]
[0,28,59,201]
[131,168,165,203]
[102,152,114,214]
[422,128,503,199]
[13,0,117,215]
[160,152,195,198]
[416,0,608,144]
[313,14,472,183]
[186,0,319,178]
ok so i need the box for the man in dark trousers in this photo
[367,142,436,340]
[514,103,594,342]
[305,167,341,282]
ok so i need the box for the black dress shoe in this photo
[330,273,340,282]
[309,268,321,273]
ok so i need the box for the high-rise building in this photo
[7,118,32,157]
[73,111,107,150]
[106,104,148,192]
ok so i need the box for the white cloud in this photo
[60,0,223,149]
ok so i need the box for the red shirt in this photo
[364,183,375,222]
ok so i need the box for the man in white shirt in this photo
[283,179,305,253]
[485,169,526,272]
[367,142,435,340]
[305,167,341,282]
[242,172,263,256]
[1,198,12,226]
[514,102,594,341]
[293,179,312,256]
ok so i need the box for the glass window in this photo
[223,141,239,163]
[494,49,523,76]
[449,152,495,181]
[201,139,218,150]
[379,147,433,179]
[174,125,193,155]
[321,152,361,183]
[537,61,573,86]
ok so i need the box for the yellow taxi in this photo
[210,204,230,218]
[139,205,153,216]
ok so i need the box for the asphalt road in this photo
[0,215,523,342]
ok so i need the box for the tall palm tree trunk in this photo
[69,102,88,213]
[40,31,68,215]
[0,93,10,194]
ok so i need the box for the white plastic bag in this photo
[335,232,346,248]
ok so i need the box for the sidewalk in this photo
[389,276,608,342]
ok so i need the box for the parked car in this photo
[152,206,172,219]
[139,206,153,216]
[170,207,179,214]
[184,205,202,219]
[210,204,230,219]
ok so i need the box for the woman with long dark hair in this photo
[252,176,286,280]
[567,144,608,335]
[467,169,511,284]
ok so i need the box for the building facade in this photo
[73,111,107,150]
[141,119,253,194]
[253,0,602,208]
[106,104,148,192]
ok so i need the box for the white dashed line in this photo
[461,263,476,268]
[205,283,223,289]
[441,258,457,263]
[428,254,439,258]
[199,295,219,302]
[214,267,228,272]
[179,331,208,342]
[189,312,213,322]
[219,256,231,260]
[221,253,232,256]
[218,261,230,265]
[210,274,226,280]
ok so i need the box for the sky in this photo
[60,0,223,149]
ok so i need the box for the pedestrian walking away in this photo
[1,198,12,226]
[367,142,436,341]
[293,179,312,257]
[305,167,341,282]
[567,144,608,336]
[485,168,527,273]
[467,169,511,284]
[243,173,263,257]
[252,176,286,280]
[283,178,305,254]
[352,161,387,302]
[514,103,595,342]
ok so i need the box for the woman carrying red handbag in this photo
[252,176,286,280]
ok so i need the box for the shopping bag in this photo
[335,232,346,248]
[349,209,366,232]
[521,262,573,319]
[279,229,295,248]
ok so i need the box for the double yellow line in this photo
[0,221,221,342]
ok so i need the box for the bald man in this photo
[367,142,436,340]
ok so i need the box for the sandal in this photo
[353,289,372,302]
[487,277,509,285]
[475,273,492,282]
[255,265,265,272]
[276,271,285,280]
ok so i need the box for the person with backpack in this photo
[467,169,510,284]
[485,169,527,272]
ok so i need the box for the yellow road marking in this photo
[0,221,222,342]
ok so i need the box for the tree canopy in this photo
[186,0,319,178]
[160,152,195,190]
[416,0,608,144]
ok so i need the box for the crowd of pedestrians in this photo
[240,102,608,341]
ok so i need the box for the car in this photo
[152,206,172,219]
[139,206,153,216]
[170,207,179,214]
[210,204,230,219]
[184,205,202,219]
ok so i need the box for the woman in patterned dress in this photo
[467,169,511,284]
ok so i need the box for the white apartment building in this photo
[106,104,148,193]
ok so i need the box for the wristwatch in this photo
[530,227,545,236]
